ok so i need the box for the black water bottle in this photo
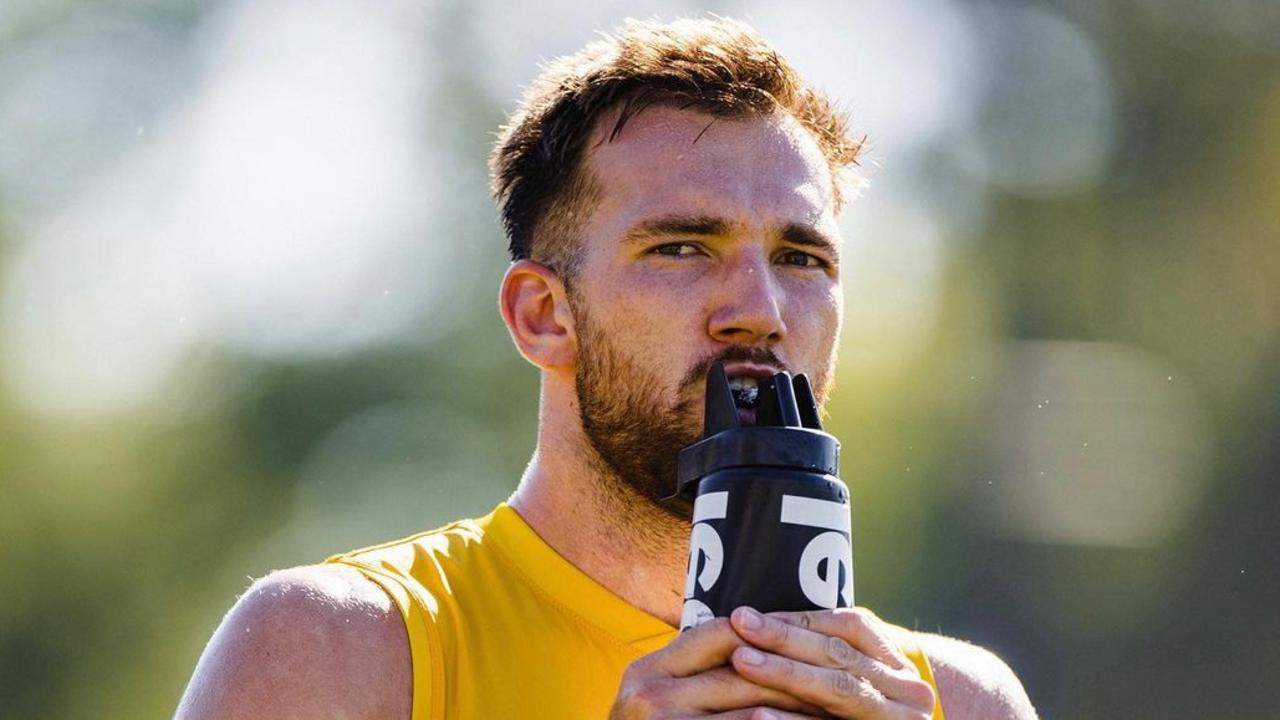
[672,362,852,631]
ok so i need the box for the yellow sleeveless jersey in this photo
[327,503,945,719]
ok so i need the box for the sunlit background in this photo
[1,0,1277,717]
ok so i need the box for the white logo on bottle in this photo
[681,491,728,630]
[780,495,852,609]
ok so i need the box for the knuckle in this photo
[704,666,746,693]
[695,616,734,639]
[854,606,880,622]
[612,686,646,718]
[858,681,884,708]
[625,678,670,713]
[830,668,859,698]
[713,616,736,632]
[826,635,855,666]
[843,607,874,632]
[835,671,886,712]
[679,616,739,649]
[773,616,792,645]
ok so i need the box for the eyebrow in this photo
[622,213,840,260]
[779,224,840,260]
[621,215,731,244]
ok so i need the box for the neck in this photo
[508,378,690,627]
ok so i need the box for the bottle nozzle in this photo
[757,371,803,427]
[675,363,841,501]
[704,362,740,435]
[705,365,821,430]
[792,373,823,430]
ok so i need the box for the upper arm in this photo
[175,564,412,720]
[914,632,1039,720]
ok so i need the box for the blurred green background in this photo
[1,1,1277,718]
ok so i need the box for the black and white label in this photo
[780,495,853,609]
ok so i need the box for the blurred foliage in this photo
[1,1,1278,718]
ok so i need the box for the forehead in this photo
[580,106,836,238]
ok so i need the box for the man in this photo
[176,17,1038,720]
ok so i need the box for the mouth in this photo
[728,376,758,425]
[728,375,759,406]
[722,365,783,426]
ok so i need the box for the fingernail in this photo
[756,711,779,720]
[737,607,763,630]
[738,647,765,665]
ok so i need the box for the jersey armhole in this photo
[330,558,446,720]
[895,628,947,720]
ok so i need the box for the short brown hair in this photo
[489,16,864,275]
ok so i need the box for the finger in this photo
[731,648,934,720]
[731,608,935,708]
[665,667,830,715]
[768,607,914,671]
[639,617,749,677]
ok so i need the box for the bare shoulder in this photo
[912,632,1039,720]
[175,564,411,720]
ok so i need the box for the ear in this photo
[499,259,577,371]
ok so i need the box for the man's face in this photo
[568,106,844,516]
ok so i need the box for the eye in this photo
[650,242,704,257]
[778,250,827,268]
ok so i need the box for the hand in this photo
[727,607,937,720]
[609,616,829,719]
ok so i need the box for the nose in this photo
[708,251,787,345]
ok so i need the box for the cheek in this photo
[788,278,842,330]
[827,284,844,334]
[615,269,711,321]
[787,281,843,367]
[584,271,706,347]
[788,284,842,401]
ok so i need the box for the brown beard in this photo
[571,295,794,521]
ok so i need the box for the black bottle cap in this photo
[670,362,840,501]
[793,374,823,430]
[703,359,739,436]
